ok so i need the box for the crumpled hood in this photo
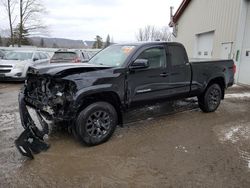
[28,63,112,77]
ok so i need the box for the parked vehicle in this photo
[84,49,100,58]
[0,51,50,81]
[0,50,5,59]
[50,49,95,63]
[15,42,235,158]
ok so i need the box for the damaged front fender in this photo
[15,90,50,159]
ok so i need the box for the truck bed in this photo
[189,59,235,92]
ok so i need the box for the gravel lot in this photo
[0,82,250,187]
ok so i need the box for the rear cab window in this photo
[52,52,77,60]
[167,45,187,66]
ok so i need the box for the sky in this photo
[0,0,182,42]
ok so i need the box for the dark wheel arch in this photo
[76,91,123,126]
[205,77,226,99]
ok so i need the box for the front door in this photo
[127,45,170,105]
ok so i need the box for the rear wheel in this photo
[198,83,222,113]
[75,101,118,146]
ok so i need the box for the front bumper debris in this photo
[15,91,50,159]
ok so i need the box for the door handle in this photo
[160,73,168,77]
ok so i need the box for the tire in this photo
[75,101,118,146]
[198,83,222,113]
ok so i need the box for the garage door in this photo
[238,1,250,85]
[195,31,214,58]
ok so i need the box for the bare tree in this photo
[18,0,47,46]
[1,0,18,46]
[136,28,144,41]
[136,25,172,42]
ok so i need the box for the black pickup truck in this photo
[15,42,235,158]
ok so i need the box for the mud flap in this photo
[15,91,50,159]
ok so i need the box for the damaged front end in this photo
[15,72,77,159]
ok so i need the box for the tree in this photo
[136,25,172,42]
[104,34,111,48]
[92,35,103,49]
[18,0,47,46]
[13,23,30,45]
[1,0,18,46]
[40,38,44,47]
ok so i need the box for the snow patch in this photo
[232,84,241,88]
[175,145,188,153]
[225,92,250,99]
[216,123,250,144]
[224,127,241,143]
[215,123,250,170]
[239,149,250,170]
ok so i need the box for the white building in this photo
[169,0,250,85]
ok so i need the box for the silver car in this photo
[0,51,50,81]
[0,50,5,59]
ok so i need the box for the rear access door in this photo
[166,44,192,96]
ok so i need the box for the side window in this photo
[33,53,40,60]
[39,53,47,59]
[137,47,166,68]
[168,45,186,66]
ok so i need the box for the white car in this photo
[0,51,50,81]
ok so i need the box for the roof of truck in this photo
[112,41,183,46]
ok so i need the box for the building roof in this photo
[169,0,191,27]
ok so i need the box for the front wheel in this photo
[198,83,222,113]
[75,102,118,146]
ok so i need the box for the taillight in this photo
[233,64,236,74]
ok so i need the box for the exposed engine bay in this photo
[15,74,77,159]
[25,75,77,120]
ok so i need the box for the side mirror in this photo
[33,58,39,62]
[130,59,149,69]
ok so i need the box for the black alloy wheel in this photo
[76,101,118,146]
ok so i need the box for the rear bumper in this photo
[15,90,50,159]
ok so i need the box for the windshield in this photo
[4,52,33,61]
[89,45,135,67]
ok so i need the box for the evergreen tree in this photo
[13,24,30,46]
[104,34,111,48]
[92,35,103,49]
